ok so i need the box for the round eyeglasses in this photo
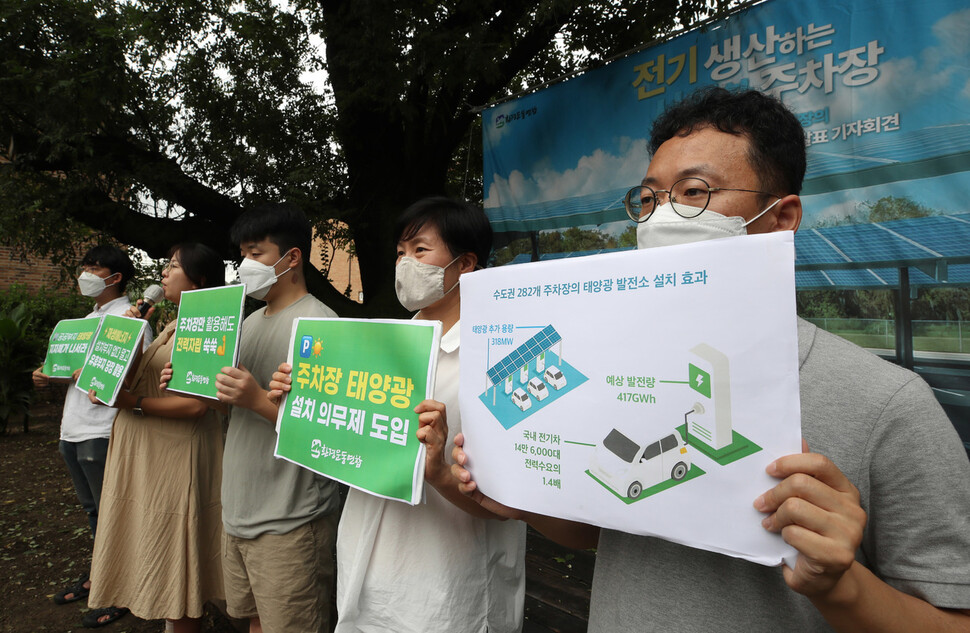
[624,177,780,223]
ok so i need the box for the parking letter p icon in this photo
[300,335,313,358]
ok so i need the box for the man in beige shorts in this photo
[216,204,341,632]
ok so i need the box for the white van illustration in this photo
[589,429,690,499]
[543,365,566,390]
[527,377,549,401]
[511,387,532,412]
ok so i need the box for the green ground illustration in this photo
[676,423,761,465]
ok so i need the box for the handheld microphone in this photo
[139,284,164,316]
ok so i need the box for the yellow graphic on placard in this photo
[312,338,324,357]
[216,335,226,356]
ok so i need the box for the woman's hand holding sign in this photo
[415,399,450,488]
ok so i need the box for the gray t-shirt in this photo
[588,318,970,632]
[222,293,340,539]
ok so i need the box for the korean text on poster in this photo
[168,285,246,400]
[74,314,147,406]
[42,316,102,380]
[274,318,441,505]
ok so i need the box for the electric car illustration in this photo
[527,377,549,401]
[544,365,566,390]
[511,388,532,411]
[589,428,690,499]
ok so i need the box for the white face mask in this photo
[77,271,118,298]
[395,255,461,312]
[238,250,294,300]
[636,199,780,250]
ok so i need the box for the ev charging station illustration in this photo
[587,341,763,503]
[473,323,762,502]
[685,343,733,450]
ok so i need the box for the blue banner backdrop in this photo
[482,0,970,242]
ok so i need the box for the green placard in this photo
[275,318,441,505]
[168,285,246,400]
[75,314,147,406]
[41,316,102,379]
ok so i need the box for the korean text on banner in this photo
[274,318,441,505]
[168,285,246,400]
[42,316,102,380]
[74,314,147,406]
[459,231,801,566]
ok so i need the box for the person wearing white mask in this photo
[269,197,527,633]
[32,245,151,627]
[626,172,784,249]
[208,203,340,633]
[451,87,970,632]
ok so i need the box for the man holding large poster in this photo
[456,88,970,631]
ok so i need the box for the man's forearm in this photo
[811,562,970,633]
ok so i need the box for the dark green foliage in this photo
[492,226,630,266]
[0,0,724,316]
[0,284,91,355]
[0,303,41,432]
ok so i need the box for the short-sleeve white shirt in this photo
[334,320,527,633]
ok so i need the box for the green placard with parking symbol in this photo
[275,318,441,505]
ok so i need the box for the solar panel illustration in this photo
[486,325,561,386]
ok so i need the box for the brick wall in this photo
[310,231,363,304]
[0,245,72,293]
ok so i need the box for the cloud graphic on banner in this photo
[485,138,648,209]
[782,7,970,124]
[859,57,955,107]
[933,7,970,57]
[786,52,960,127]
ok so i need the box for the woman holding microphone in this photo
[85,243,226,632]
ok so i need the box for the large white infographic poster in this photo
[460,232,802,565]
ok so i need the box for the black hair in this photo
[649,87,806,196]
[168,243,225,289]
[394,197,493,268]
[80,245,136,293]
[229,202,312,265]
